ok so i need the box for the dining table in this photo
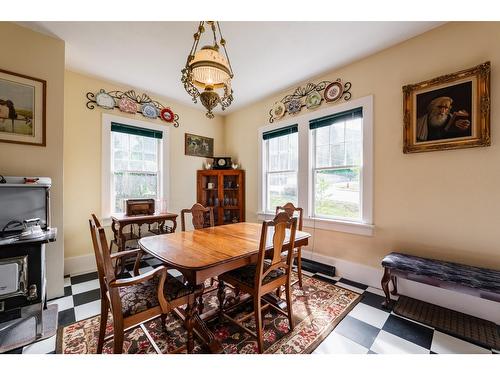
[138,221,311,353]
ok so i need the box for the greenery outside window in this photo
[310,108,362,221]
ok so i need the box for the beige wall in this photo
[64,70,225,259]
[0,23,65,298]
[225,21,500,271]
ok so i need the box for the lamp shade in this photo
[190,46,231,89]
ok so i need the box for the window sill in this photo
[257,212,374,236]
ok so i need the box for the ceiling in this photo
[18,21,444,115]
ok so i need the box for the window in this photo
[102,114,170,220]
[111,123,162,213]
[262,125,298,212]
[258,96,373,236]
[310,108,362,221]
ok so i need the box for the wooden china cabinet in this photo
[196,169,245,226]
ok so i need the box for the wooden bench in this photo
[380,252,500,308]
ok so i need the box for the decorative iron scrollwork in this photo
[85,89,180,127]
[268,78,352,123]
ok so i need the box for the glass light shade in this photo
[190,46,231,89]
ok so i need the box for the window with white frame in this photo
[310,108,363,221]
[262,125,299,212]
[258,96,373,235]
[110,123,162,213]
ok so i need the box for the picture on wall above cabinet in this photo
[0,68,46,146]
[268,78,352,123]
[403,61,490,153]
[86,89,180,127]
[185,133,214,158]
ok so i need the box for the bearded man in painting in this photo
[416,96,471,141]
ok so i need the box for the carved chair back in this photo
[89,215,120,303]
[276,202,303,231]
[255,212,297,289]
[181,203,215,231]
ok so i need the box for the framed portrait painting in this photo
[185,133,214,158]
[0,68,46,146]
[403,61,490,153]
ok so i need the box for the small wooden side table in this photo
[110,212,178,253]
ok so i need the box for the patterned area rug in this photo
[57,274,360,354]
[394,295,500,350]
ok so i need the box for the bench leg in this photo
[391,276,398,295]
[381,267,391,308]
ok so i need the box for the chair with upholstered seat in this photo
[180,203,216,312]
[89,214,199,354]
[276,202,304,287]
[217,212,298,353]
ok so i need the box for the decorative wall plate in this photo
[267,78,352,123]
[287,99,302,115]
[306,91,322,109]
[160,108,174,122]
[271,102,286,120]
[142,103,158,119]
[118,97,137,113]
[324,81,344,102]
[86,89,181,127]
[95,90,115,109]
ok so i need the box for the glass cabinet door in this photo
[222,172,241,224]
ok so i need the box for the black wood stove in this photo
[0,176,57,352]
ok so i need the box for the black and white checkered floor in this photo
[7,258,498,354]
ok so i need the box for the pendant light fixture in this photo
[181,21,234,119]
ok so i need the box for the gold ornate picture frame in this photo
[403,62,490,153]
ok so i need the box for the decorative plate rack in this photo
[268,78,352,123]
[86,89,180,127]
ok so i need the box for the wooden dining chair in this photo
[180,203,216,312]
[180,203,215,232]
[276,202,304,288]
[217,212,298,353]
[89,214,199,354]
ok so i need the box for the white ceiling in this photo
[18,21,444,115]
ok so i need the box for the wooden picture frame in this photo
[403,62,490,153]
[185,133,214,158]
[0,68,46,146]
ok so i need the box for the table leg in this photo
[174,282,223,354]
[217,280,225,321]
[167,217,177,233]
[184,295,197,353]
[197,283,205,315]
[111,219,118,252]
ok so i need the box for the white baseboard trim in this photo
[302,250,500,324]
[64,254,97,276]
